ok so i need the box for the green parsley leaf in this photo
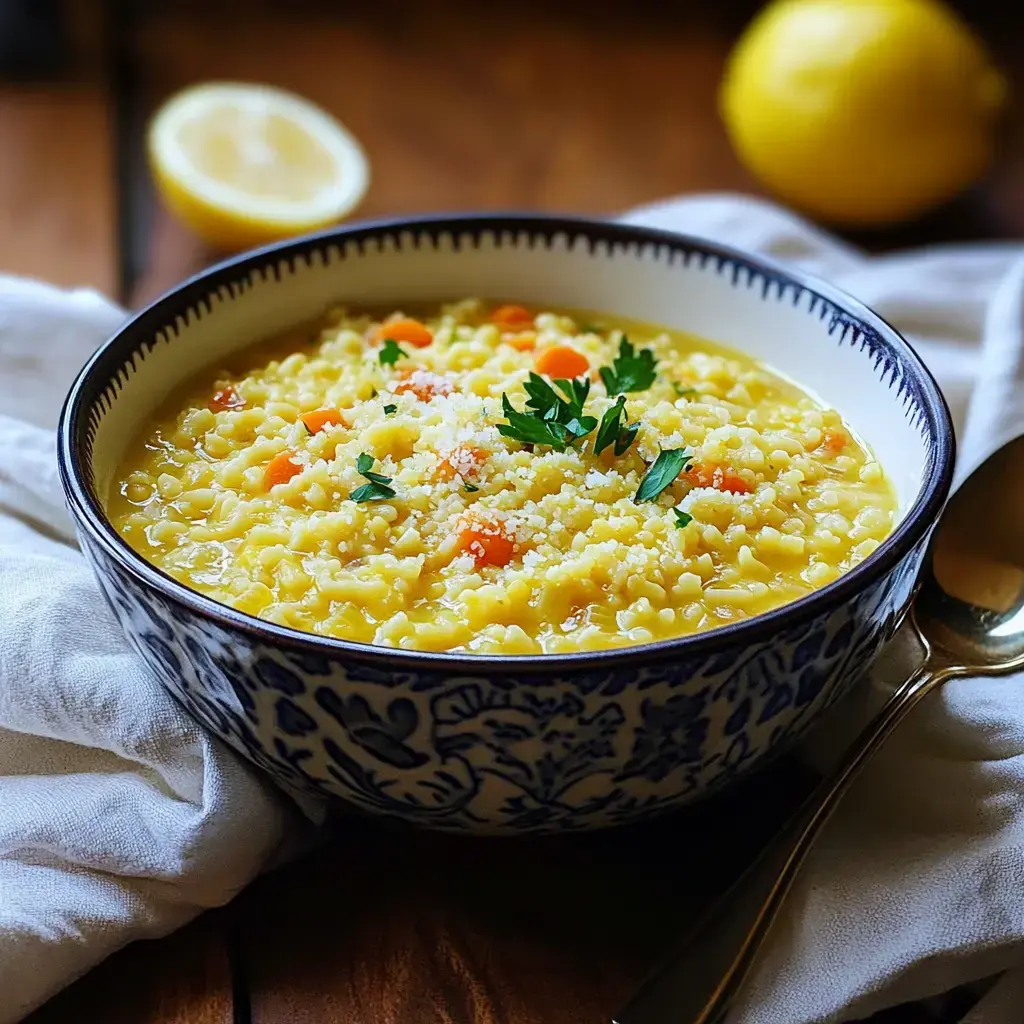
[497,393,572,450]
[594,395,639,457]
[615,420,640,456]
[523,373,591,422]
[600,336,658,395]
[594,399,624,455]
[635,448,693,503]
[351,453,396,502]
[498,373,597,451]
[672,508,693,528]
[552,375,591,410]
[383,404,397,415]
[464,482,480,493]
[351,480,396,502]
[379,339,407,366]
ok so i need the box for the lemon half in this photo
[149,82,370,251]
[720,0,1006,227]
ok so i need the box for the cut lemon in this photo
[148,82,370,252]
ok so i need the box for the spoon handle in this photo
[613,654,955,1024]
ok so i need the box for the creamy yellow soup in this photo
[111,299,896,654]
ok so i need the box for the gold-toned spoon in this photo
[615,436,1024,1024]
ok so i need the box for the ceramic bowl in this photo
[58,214,954,834]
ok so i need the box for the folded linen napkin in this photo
[3,194,1024,1023]
[621,195,1024,1024]
[0,280,309,1022]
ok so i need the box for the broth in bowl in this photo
[111,298,895,655]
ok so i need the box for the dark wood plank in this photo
[25,910,234,1024]
[0,82,116,293]
[128,0,1024,302]
[235,761,813,1024]
[127,1,758,304]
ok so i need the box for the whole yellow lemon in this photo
[720,0,1007,226]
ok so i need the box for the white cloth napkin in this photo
[622,194,1024,1023]
[3,194,1024,1023]
[0,280,307,1023]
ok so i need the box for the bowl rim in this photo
[58,211,956,674]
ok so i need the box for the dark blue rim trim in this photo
[58,212,956,675]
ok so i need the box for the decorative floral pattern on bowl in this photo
[58,215,954,833]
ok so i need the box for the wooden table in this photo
[3,2,1022,1020]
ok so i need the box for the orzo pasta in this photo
[111,299,896,654]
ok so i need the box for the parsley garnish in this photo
[594,395,640,456]
[635,448,693,503]
[672,508,693,528]
[351,452,396,502]
[600,336,657,395]
[464,482,480,493]
[379,339,407,366]
[383,404,397,416]
[497,373,597,452]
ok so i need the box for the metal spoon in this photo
[615,435,1024,1024]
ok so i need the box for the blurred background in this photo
[1,0,1022,307]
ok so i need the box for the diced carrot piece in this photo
[437,446,487,481]
[716,469,753,494]
[372,317,433,348]
[209,385,245,411]
[394,368,454,401]
[461,520,516,567]
[490,304,534,330]
[264,450,304,489]
[505,331,537,351]
[686,464,753,495]
[685,464,714,489]
[820,427,848,453]
[534,345,589,379]
[301,408,345,434]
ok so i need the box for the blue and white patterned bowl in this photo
[57,214,954,834]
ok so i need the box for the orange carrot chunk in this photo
[461,522,516,567]
[534,345,589,379]
[373,318,433,348]
[264,450,304,489]
[687,464,753,495]
[716,469,753,494]
[209,385,246,411]
[301,408,345,434]
[490,304,534,330]
[394,368,454,401]
[820,427,848,453]
[437,446,487,481]
[505,331,537,351]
